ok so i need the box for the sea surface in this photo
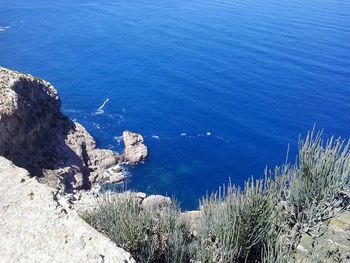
[1,0,350,209]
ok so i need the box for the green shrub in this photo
[287,130,350,226]
[83,194,195,263]
[196,175,291,263]
[83,130,350,263]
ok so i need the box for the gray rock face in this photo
[0,67,60,166]
[122,130,148,164]
[0,67,121,192]
[0,157,135,263]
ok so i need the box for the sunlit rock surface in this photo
[0,157,134,263]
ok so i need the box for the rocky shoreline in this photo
[0,66,150,189]
[0,67,155,262]
[2,67,349,262]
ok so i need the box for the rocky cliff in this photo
[0,67,122,192]
[0,67,141,262]
[0,67,155,262]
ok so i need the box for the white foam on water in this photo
[152,135,160,140]
[0,26,10,32]
[116,114,125,125]
[93,123,101,129]
[206,132,211,136]
[95,98,109,115]
[113,135,123,145]
[105,144,115,150]
[180,133,187,136]
[63,109,79,113]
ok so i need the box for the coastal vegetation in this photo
[84,129,350,262]
[83,196,195,263]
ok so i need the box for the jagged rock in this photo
[122,130,148,164]
[0,67,122,192]
[0,157,135,263]
[89,148,119,171]
[141,194,172,209]
[0,67,60,165]
[103,165,126,183]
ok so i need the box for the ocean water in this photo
[1,0,350,209]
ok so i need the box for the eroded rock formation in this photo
[0,67,121,192]
[0,67,163,262]
[122,130,148,164]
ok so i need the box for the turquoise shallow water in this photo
[1,0,350,209]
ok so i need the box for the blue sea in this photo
[1,0,350,209]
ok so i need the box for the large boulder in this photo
[122,130,148,164]
[141,194,172,209]
[0,157,135,263]
[0,67,121,192]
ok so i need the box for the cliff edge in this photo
[0,67,138,262]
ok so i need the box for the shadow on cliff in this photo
[0,78,91,192]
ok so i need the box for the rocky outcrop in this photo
[0,156,134,263]
[141,194,172,209]
[122,130,148,164]
[0,67,158,262]
[0,67,122,192]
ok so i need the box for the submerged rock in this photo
[122,130,148,164]
[0,157,134,263]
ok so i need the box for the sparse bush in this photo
[83,194,196,263]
